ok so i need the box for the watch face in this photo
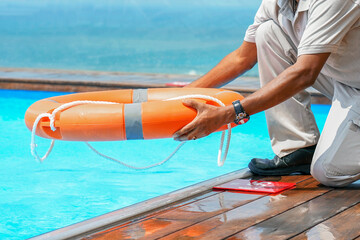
[237,112,248,120]
[235,112,249,125]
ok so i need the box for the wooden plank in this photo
[289,203,360,240]
[160,176,328,240]
[228,188,360,240]
[82,191,218,239]
[86,176,309,240]
[85,191,261,240]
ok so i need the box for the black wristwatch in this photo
[232,100,250,125]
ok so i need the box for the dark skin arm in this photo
[185,41,258,88]
[174,52,330,141]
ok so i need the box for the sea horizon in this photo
[0,0,261,76]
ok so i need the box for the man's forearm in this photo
[241,53,330,116]
[175,62,310,140]
[173,53,330,141]
[186,41,257,88]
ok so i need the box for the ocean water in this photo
[0,0,261,76]
[0,89,330,239]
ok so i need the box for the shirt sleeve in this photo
[244,0,273,43]
[298,0,360,56]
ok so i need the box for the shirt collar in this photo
[277,0,295,21]
[297,0,310,13]
[277,0,310,21]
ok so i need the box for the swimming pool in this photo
[0,89,330,239]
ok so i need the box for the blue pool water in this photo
[0,0,261,76]
[0,89,330,239]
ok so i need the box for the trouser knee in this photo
[311,158,355,188]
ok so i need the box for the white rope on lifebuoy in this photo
[30,101,117,162]
[85,141,186,170]
[30,95,232,168]
[30,112,55,162]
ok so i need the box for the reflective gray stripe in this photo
[132,89,148,103]
[124,103,144,140]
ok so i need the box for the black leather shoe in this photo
[248,145,316,175]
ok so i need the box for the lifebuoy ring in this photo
[25,88,244,141]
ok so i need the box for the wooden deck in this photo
[0,67,331,104]
[83,175,360,240]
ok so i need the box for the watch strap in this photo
[232,100,250,125]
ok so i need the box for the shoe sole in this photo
[248,161,311,176]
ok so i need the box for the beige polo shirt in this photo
[245,0,360,89]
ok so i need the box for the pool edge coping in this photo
[0,67,331,104]
[28,168,252,240]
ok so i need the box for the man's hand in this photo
[173,100,235,141]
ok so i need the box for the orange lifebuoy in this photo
[25,88,244,141]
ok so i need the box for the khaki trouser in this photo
[255,20,360,187]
